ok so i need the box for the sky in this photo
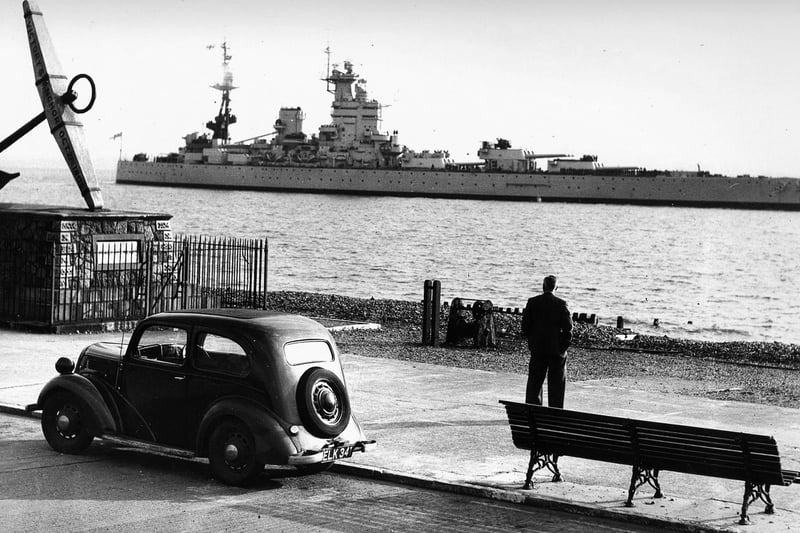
[2,0,800,177]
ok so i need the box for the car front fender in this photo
[195,397,296,463]
[36,374,117,435]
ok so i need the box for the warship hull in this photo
[116,160,800,210]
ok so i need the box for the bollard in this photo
[422,279,441,346]
[432,280,441,347]
[422,280,432,344]
[616,316,624,329]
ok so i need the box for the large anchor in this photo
[0,1,104,210]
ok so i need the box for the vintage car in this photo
[34,309,375,485]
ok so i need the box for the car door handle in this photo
[173,376,186,381]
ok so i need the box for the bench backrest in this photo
[500,401,784,485]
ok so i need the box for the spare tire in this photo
[297,368,351,438]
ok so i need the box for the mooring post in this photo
[432,280,441,347]
[422,280,432,345]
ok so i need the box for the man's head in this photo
[542,275,558,293]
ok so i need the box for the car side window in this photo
[132,325,188,365]
[193,332,250,376]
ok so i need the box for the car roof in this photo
[166,308,286,320]
[146,309,329,340]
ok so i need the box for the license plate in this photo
[322,445,353,462]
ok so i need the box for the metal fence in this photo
[0,234,268,328]
[169,235,269,312]
[0,238,54,324]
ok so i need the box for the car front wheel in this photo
[208,420,264,486]
[41,391,94,454]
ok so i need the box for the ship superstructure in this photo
[253,59,406,168]
[118,46,800,210]
[153,48,449,170]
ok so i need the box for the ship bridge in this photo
[322,61,385,148]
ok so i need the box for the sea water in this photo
[5,167,799,344]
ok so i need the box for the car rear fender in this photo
[36,374,117,435]
[195,398,296,460]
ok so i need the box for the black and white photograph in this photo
[1,1,798,531]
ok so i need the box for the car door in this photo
[185,329,256,438]
[120,323,191,447]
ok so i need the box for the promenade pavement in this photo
[1,328,799,532]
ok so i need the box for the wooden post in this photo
[422,280,432,345]
[432,280,441,347]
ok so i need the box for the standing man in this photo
[521,275,573,408]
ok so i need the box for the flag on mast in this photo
[110,132,122,140]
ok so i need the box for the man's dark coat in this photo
[521,292,573,356]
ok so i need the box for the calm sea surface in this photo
[5,167,800,344]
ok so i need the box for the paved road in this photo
[0,413,673,532]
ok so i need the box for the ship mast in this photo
[325,45,333,95]
[206,41,237,141]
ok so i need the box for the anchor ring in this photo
[65,73,96,114]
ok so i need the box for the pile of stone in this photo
[265,290,800,369]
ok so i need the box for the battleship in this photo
[116,45,800,210]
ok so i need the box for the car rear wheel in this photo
[208,420,264,486]
[41,391,94,454]
[297,368,351,438]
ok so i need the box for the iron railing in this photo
[0,234,268,328]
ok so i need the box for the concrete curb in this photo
[0,402,40,418]
[330,462,731,533]
[0,402,732,532]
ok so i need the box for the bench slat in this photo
[509,421,632,443]
[637,426,778,450]
[638,444,780,466]
[509,423,633,445]
[638,448,782,475]
[507,413,630,434]
[517,433,635,456]
[635,419,776,444]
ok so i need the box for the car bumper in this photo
[287,439,377,465]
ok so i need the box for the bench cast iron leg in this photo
[625,465,661,507]
[523,450,537,489]
[523,450,561,489]
[551,455,562,482]
[739,481,774,525]
[652,468,663,499]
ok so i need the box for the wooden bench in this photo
[500,400,799,525]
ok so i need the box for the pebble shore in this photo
[267,291,800,408]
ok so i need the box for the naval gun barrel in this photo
[529,153,570,159]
